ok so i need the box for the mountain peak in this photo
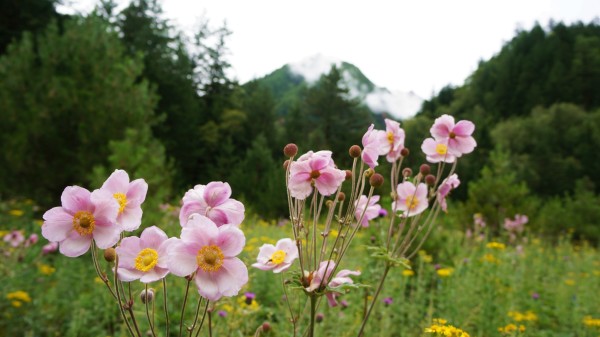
[288,54,343,83]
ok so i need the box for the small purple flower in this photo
[383,297,393,306]
[218,310,227,317]
[340,300,349,309]
[532,292,540,300]
[244,292,256,305]
[378,208,388,217]
[434,264,441,270]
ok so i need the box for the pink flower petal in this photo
[139,267,168,283]
[194,270,222,301]
[61,186,92,213]
[203,182,232,207]
[91,189,119,224]
[215,258,248,297]
[453,120,475,137]
[215,225,245,257]
[430,115,455,139]
[126,179,148,207]
[93,222,121,249]
[119,206,143,231]
[140,226,168,249]
[102,170,130,194]
[168,240,199,277]
[181,215,218,245]
[209,199,245,226]
[59,232,92,257]
[179,200,206,226]
[42,207,74,242]
[117,267,143,282]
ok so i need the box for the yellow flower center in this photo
[196,245,224,272]
[405,196,419,210]
[113,193,128,214]
[387,131,394,145]
[435,143,448,155]
[270,250,286,264]
[72,211,95,236]
[134,248,159,272]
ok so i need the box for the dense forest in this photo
[1,0,599,239]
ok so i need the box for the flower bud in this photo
[402,168,412,177]
[103,248,116,262]
[400,148,410,157]
[425,174,436,186]
[316,313,324,323]
[345,170,352,181]
[349,145,361,158]
[140,288,155,304]
[369,173,384,187]
[337,192,345,201]
[326,200,334,208]
[262,322,271,332]
[283,143,298,157]
[283,159,290,170]
[365,168,374,178]
[419,164,431,175]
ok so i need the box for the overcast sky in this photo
[59,0,600,99]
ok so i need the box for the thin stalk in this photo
[90,242,117,300]
[163,278,170,337]
[193,300,211,337]
[145,284,157,337]
[127,283,142,337]
[356,265,391,337]
[308,295,317,337]
[188,297,205,337]
[113,256,138,337]
[179,277,192,337]
[281,273,298,337]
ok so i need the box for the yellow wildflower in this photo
[583,316,600,327]
[564,279,575,286]
[94,277,105,285]
[329,229,339,238]
[237,295,259,311]
[0,230,8,237]
[424,321,470,337]
[9,209,24,217]
[432,318,447,325]
[6,291,31,303]
[402,269,414,277]
[11,301,22,308]
[437,268,454,277]
[38,264,56,276]
[486,242,506,250]
[419,250,433,263]
[482,254,500,264]
[221,304,234,313]
[498,324,526,334]
[508,310,537,322]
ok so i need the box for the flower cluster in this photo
[424,318,470,337]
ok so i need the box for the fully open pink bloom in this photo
[252,238,299,273]
[115,226,174,283]
[3,230,25,247]
[437,174,460,212]
[382,119,405,162]
[393,182,428,217]
[288,152,346,200]
[100,169,148,232]
[421,138,456,163]
[430,114,477,156]
[180,182,245,227]
[42,186,120,257]
[326,269,361,307]
[361,124,388,168]
[167,214,248,301]
[354,195,382,227]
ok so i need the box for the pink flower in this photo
[504,214,528,233]
[100,169,148,232]
[382,119,405,162]
[3,230,25,247]
[437,174,460,212]
[354,195,382,227]
[42,186,120,257]
[288,151,346,200]
[252,238,299,273]
[25,233,38,247]
[421,138,456,163]
[430,114,477,156]
[167,214,248,301]
[115,226,174,283]
[393,182,428,217]
[361,124,387,168]
[306,260,337,292]
[325,268,361,307]
[180,182,245,227]
[42,241,59,255]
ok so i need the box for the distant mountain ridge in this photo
[249,54,423,120]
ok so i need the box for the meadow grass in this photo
[1,199,599,337]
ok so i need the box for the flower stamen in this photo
[72,211,95,236]
[405,196,419,210]
[197,245,225,272]
[435,143,448,155]
[113,193,128,214]
[269,250,286,264]
[134,248,159,272]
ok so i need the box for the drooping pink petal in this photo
[61,186,92,214]
[42,207,74,242]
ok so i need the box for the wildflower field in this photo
[2,197,599,337]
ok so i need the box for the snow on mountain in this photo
[288,54,423,120]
